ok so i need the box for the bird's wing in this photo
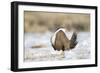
[70,32,78,49]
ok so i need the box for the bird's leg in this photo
[56,50,65,58]
[60,50,65,58]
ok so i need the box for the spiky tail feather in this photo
[70,32,78,49]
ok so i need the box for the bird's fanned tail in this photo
[70,32,78,49]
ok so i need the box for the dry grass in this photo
[24,11,90,33]
[32,44,47,48]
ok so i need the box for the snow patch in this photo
[24,32,91,61]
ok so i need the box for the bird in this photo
[51,28,77,57]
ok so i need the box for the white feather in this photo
[66,31,73,40]
[51,28,74,45]
[51,28,66,45]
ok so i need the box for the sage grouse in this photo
[51,28,77,57]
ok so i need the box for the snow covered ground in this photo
[24,32,91,62]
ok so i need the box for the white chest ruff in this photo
[51,28,73,45]
[65,32,73,40]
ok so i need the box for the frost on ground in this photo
[24,32,91,62]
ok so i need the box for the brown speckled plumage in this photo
[51,29,77,51]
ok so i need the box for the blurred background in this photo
[24,11,91,61]
[24,11,90,33]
